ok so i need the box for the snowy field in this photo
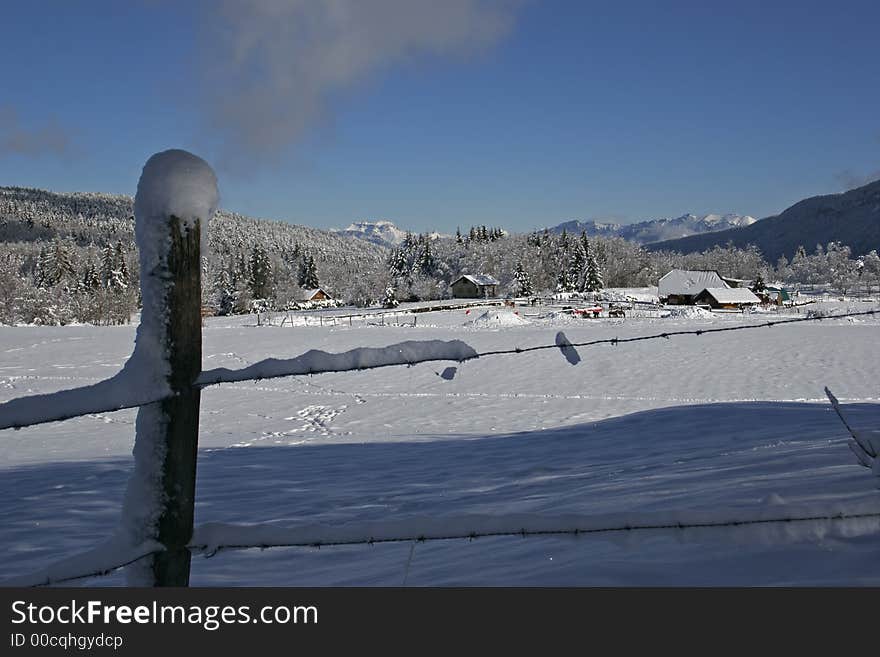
[1,298,879,585]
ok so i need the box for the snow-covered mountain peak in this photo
[336,219,409,246]
[547,213,758,244]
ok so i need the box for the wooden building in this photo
[693,287,760,310]
[658,269,728,305]
[451,274,499,298]
[298,288,333,303]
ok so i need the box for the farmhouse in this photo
[297,288,333,303]
[658,269,728,305]
[693,287,760,310]
[451,274,499,298]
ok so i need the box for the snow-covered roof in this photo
[457,274,499,286]
[721,276,753,287]
[299,288,331,300]
[658,270,727,297]
[698,287,760,304]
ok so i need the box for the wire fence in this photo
[16,506,880,587]
[1,308,875,431]
[2,306,877,586]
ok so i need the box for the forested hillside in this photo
[2,185,878,325]
[648,179,880,260]
[0,186,388,323]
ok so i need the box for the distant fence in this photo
[256,299,509,328]
[271,310,418,328]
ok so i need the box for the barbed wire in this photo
[15,507,880,587]
[1,308,876,431]
[477,308,878,358]
[188,509,880,552]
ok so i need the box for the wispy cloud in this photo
[834,168,880,191]
[0,106,72,158]
[193,0,522,162]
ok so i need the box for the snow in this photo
[134,149,219,249]
[458,274,500,286]
[463,309,529,328]
[554,331,580,365]
[189,498,880,554]
[658,269,727,298]
[0,162,234,429]
[665,306,716,319]
[549,214,757,244]
[196,339,479,386]
[700,287,761,304]
[0,371,164,430]
[1,298,879,585]
[118,403,169,584]
[2,534,162,588]
[828,387,880,476]
[123,149,219,582]
[337,219,409,246]
[129,149,218,390]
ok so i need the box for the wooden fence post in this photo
[127,149,216,587]
[150,215,203,586]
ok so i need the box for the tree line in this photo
[1,186,877,325]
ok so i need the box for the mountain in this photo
[0,186,388,302]
[335,220,409,246]
[646,179,880,261]
[0,184,389,280]
[548,213,757,244]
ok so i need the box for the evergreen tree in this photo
[381,285,399,308]
[108,267,128,291]
[250,245,272,299]
[46,240,75,287]
[568,239,586,293]
[298,254,319,289]
[81,259,101,290]
[100,243,115,288]
[113,242,129,287]
[584,249,604,293]
[387,247,409,282]
[577,232,591,292]
[559,228,569,252]
[514,261,533,297]
[212,268,236,316]
[418,237,435,276]
[35,246,51,288]
[751,274,766,294]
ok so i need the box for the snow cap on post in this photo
[129,149,218,388]
[134,149,218,259]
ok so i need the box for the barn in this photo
[720,276,753,289]
[297,288,333,303]
[451,274,499,298]
[693,287,760,310]
[658,269,728,305]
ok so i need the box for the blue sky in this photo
[2,0,878,233]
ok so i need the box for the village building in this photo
[757,285,791,306]
[451,274,499,298]
[657,269,728,305]
[693,287,760,310]
[720,276,753,289]
[297,288,333,304]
